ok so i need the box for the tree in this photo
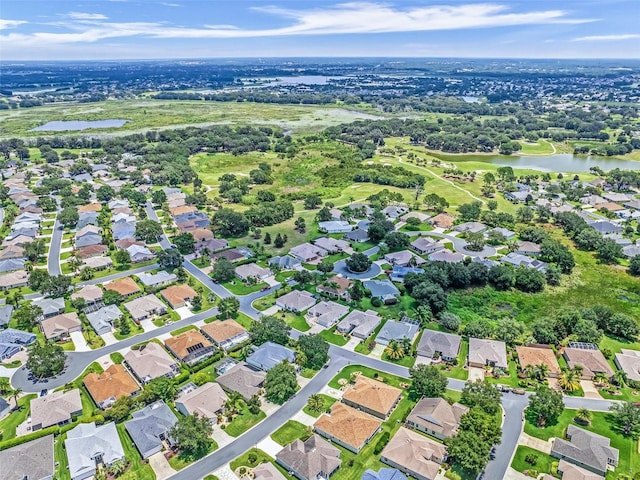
[384,340,406,360]
[24,239,46,262]
[610,402,640,438]
[465,232,485,252]
[151,189,167,205]
[597,238,623,264]
[292,270,313,285]
[304,194,322,209]
[247,394,262,415]
[28,269,50,291]
[157,249,183,269]
[410,364,447,399]
[629,255,640,276]
[250,315,290,345]
[446,408,501,475]
[211,258,235,283]
[558,368,581,392]
[14,304,42,329]
[317,260,334,274]
[145,376,178,402]
[59,207,79,229]
[316,207,332,222]
[384,232,410,251]
[169,413,213,456]
[575,408,592,425]
[113,249,131,267]
[107,460,127,478]
[213,208,250,237]
[297,334,329,369]
[103,289,121,305]
[345,253,371,273]
[263,232,272,245]
[264,362,298,404]
[96,185,116,202]
[135,219,163,243]
[488,264,515,290]
[438,312,461,332]
[174,233,195,254]
[105,396,133,423]
[0,377,10,395]
[307,394,325,414]
[274,233,285,248]
[514,267,546,293]
[607,312,639,341]
[80,267,95,281]
[294,217,306,233]
[411,281,447,315]
[494,318,525,345]
[218,296,240,319]
[527,385,564,427]
[43,275,71,296]
[460,380,502,416]
[423,193,449,212]
[458,201,482,222]
[516,206,534,223]
[26,342,65,378]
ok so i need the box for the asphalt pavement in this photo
[47,199,63,276]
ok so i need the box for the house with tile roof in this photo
[164,330,215,365]
[316,276,352,301]
[160,284,197,308]
[406,398,468,440]
[342,376,402,419]
[84,364,140,409]
[516,345,562,378]
[30,389,82,431]
[124,294,168,321]
[124,342,179,384]
[104,277,141,297]
[40,312,82,341]
[70,284,103,305]
[314,403,382,453]
[563,347,614,380]
[380,427,447,480]
[200,319,250,351]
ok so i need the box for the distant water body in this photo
[31,119,129,132]
[432,153,640,173]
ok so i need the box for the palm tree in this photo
[307,394,325,414]
[10,387,22,405]
[533,364,549,381]
[613,370,627,388]
[384,340,406,360]
[108,460,127,477]
[558,368,581,392]
[593,372,609,385]
[575,408,592,425]
[524,364,536,380]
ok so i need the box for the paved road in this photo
[47,198,63,276]
[77,263,159,286]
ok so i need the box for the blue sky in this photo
[1,0,639,60]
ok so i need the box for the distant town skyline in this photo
[1,0,639,60]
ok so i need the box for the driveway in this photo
[70,331,90,352]
[149,452,177,480]
[517,432,553,454]
[468,366,485,382]
[101,332,118,346]
[256,437,282,457]
[580,380,602,399]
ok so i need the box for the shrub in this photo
[247,453,258,465]
[374,431,391,454]
[524,453,538,466]
[371,297,382,307]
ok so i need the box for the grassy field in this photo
[225,408,267,437]
[271,420,312,446]
[510,445,556,476]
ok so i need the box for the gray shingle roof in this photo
[375,320,419,346]
[125,401,177,458]
[417,330,462,360]
[0,434,54,480]
[552,425,619,475]
[246,341,296,371]
[66,422,124,480]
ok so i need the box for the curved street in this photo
[8,200,622,480]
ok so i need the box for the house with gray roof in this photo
[137,270,177,288]
[290,243,328,263]
[0,396,9,419]
[362,469,407,480]
[269,255,302,270]
[337,309,382,339]
[614,349,640,383]
[112,222,137,241]
[32,297,65,318]
[406,398,468,440]
[468,338,508,369]
[551,425,619,476]
[127,244,154,263]
[428,250,465,264]
[384,250,426,267]
[77,212,99,230]
[175,382,228,420]
[253,462,288,480]
[382,205,409,219]
[363,280,400,304]
[0,304,14,328]
[276,290,317,313]
[0,327,36,359]
[276,435,342,480]
[318,221,353,234]
[31,389,82,431]
[454,222,487,234]
[410,237,444,255]
[0,434,54,480]
[86,305,122,335]
[124,342,179,384]
[389,266,425,283]
[246,341,296,371]
[588,220,623,235]
[314,237,349,254]
[500,252,548,272]
[216,361,266,401]
[305,301,349,328]
[375,320,419,346]
[486,227,516,240]
[74,230,102,248]
[125,401,178,459]
[416,330,462,362]
[0,258,26,273]
[65,422,125,480]
[344,229,370,243]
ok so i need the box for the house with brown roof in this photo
[78,203,102,213]
[551,460,606,480]
[516,345,562,378]
[164,330,215,365]
[406,398,468,440]
[253,462,288,480]
[77,244,108,259]
[191,228,214,243]
[380,427,447,480]
[200,319,250,351]
[170,205,197,217]
[84,364,140,409]
[317,276,352,301]
[175,382,228,420]
[314,402,382,453]
[429,213,455,229]
[70,284,104,305]
[216,361,266,401]
[104,277,141,297]
[40,312,82,341]
[124,342,179,384]
[0,270,28,290]
[563,347,614,380]
[276,435,341,480]
[30,389,83,431]
[124,294,168,322]
[0,245,25,261]
[160,284,197,309]
[342,376,402,419]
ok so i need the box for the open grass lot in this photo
[225,408,267,437]
[271,420,312,446]
[0,100,384,138]
[524,409,640,478]
[510,445,556,476]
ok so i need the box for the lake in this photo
[432,153,640,173]
[31,119,129,132]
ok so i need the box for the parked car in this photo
[512,388,526,395]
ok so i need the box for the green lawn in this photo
[302,394,338,418]
[225,408,267,437]
[381,351,416,368]
[318,325,349,346]
[168,441,218,471]
[271,420,312,446]
[170,325,198,336]
[510,445,556,476]
[110,352,124,364]
[0,394,37,439]
[222,280,268,296]
[281,311,311,332]
[328,365,409,390]
[229,448,293,479]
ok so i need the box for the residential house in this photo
[30,389,82,431]
[164,330,215,365]
[170,205,197,217]
[290,243,328,263]
[500,252,548,272]
[603,193,630,203]
[0,396,8,419]
[428,250,465,264]
[175,382,228,420]
[318,221,353,234]
[115,238,144,250]
[111,212,136,224]
[551,460,606,480]
[380,427,447,480]
[216,361,266,401]
[276,290,317,313]
[124,342,179,384]
[382,205,409,219]
[406,398,468,440]
[342,376,402,419]
[314,403,382,453]
[429,213,455,229]
[197,238,229,254]
[486,227,516,240]
[84,364,140,409]
[0,245,25,261]
[468,338,508,369]
[125,402,178,459]
[389,266,425,283]
[516,241,541,256]
[344,229,370,243]
[75,225,102,248]
[0,269,29,290]
[614,349,640,383]
[0,258,25,273]
[83,255,113,270]
[160,284,197,309]
[401,212,431,223]
[191,228,214,244]
[454,222,487,234]
[77,212,99,230]
[363,280,400,304]
[0,434,54,480]
[235,263,272,282]
[33,297,66,318]
[305,301,349,328]
[104,277,141,297]
[112,222,137,242]
[588,221,623,235]
[126,244,154,263]
[563,347,614,380]
[77,244,108,259]
[200,319,250,351]
[516,345,561,378]
[505,190,531,203]
[71,284,103,306]
[317,276,352,301]
[410,237,445,255]
[0,328,36,360]
[314,237,350,254]
[384,250,426,267]
[211,247,252,263]
[362,469,407,480]
[269,255,302,270]
[124,294,168,322]
[551,425,619,476]
[2,235,33,248]
[276,435,341,480]
[246,341,297,371]
[0,304,13,328]
[40,312,82,341]
[86,305,122,336]
[337,309,382,339]
[375,320,419,346]
[137,270,177,288]
[580,194,607,206]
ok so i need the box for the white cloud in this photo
[573,33,640,42]
[161,2,182,7]
[67,12,108,21]
[0,19,27,30]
